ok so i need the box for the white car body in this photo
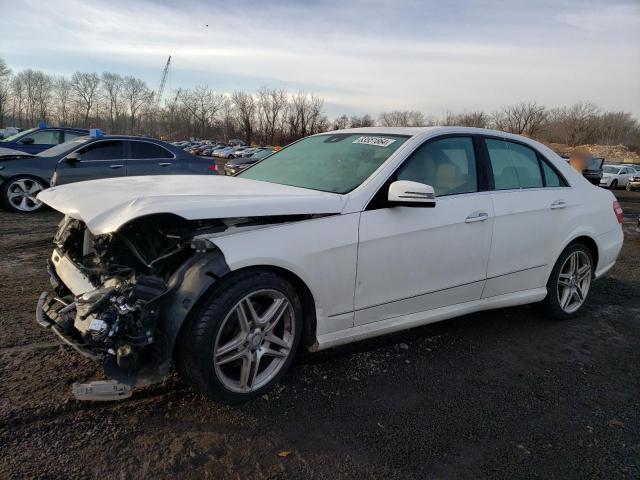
[38,127,624,352]
[600,164,636,188]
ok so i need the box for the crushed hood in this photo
[38,175,346,234]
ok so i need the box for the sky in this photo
[1,0,639,118]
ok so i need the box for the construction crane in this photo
[155,55,171,111]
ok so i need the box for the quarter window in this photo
[395,137,477,196]
[541,160,564,187]
[79,141,124,160]
[486,139,543,190]
[130,141,173,159]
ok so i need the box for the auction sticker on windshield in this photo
[352,136,397,147]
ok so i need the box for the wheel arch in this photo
[551,234,599,280]
[167,259,319,370]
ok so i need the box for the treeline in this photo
[0,58,328,145]
[0,58,638,150]
[336,103,640,151]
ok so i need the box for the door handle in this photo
[550,200,567,210]
[158,162,173,167]
[465,212,489,223]
[109,164,124,169]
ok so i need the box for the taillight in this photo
[208,163,217,172]
[613,201,623,224]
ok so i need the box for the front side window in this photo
[395,137,477,196]
[26,130,60,145]
[486,139,543,190]
[130,141,173,159]
[2,128,37,142]
[79,141,124,161]
[239,133,409,193]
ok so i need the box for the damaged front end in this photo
[36,213,232,399]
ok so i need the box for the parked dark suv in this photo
[0,127,89,155]
[0,135,218,213]
[561,154,604,185]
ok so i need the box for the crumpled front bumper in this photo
[35,291,99,360]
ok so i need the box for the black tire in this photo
[610,180,618,190]
[541,242,594,320]
[1,175,47,213]
[175,269,303,404]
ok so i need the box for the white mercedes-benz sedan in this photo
[36,127,624,403]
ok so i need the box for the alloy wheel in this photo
[556,251,592,314]
[6,178,44,212]
[213,289,295,393]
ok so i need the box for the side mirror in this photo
[21,137,34,144]
[388,180,436,208]
[65,152,80,164]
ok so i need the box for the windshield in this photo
[603,166,620,174]
[2,128,36,142]
[238,133,409,193]
[37,136,90,157]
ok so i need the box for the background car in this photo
[626,168,640,191]
[0,134,218,213]
[224,148,274,175]
[1,127,89,154]
[600,164,636,189]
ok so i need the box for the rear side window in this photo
[64,131,84,142]
[130,141,173,159]
[486,139,543,190]
[79,141,124,160]
[396,137,477,196]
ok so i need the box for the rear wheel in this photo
[1,176,47,213]
[176,270,302,404]
[542,243,593,320]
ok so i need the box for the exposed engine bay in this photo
[36,212,321,399]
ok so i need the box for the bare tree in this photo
[349,114,374,128]
[378,110,425,127]
[232,90,257,144]
[492,102,547,136]
[0,58,11,127]
[101,72,124,132]
[257,87,287,145]
[332,114,349,130]
[122,76,151,134]
[180,85,225,138]
[70,72,100,126]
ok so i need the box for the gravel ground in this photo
[0,190,638,479]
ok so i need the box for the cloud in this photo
[1,0,638,116]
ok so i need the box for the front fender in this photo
[150,245,230,374]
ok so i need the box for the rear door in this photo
[55,140,127,185]
[125,140,176,176]
[483,137,572,297]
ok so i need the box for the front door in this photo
[55,140,127,185]
[355,136,493,326]
[125,140,176,177]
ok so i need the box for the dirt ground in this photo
[1,191,639,479]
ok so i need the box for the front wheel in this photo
[541,243,593,320]
[176,270,303,404]
[1,176,47,213]
[610,180,618,189]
